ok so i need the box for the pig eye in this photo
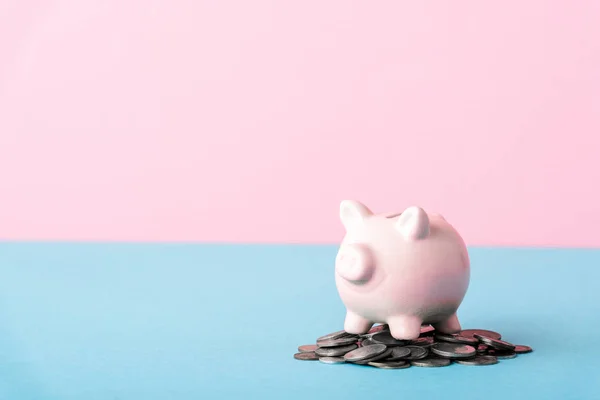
[386,213,402,219]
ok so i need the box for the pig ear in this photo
[430,212,446,221]
[395,206,430,240]
[340,200,373,230]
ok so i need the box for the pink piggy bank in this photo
[335,200,470,340]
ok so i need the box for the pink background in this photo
[1,1,599,247]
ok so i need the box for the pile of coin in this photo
[294,324,532,369]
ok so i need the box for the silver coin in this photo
[410,357,452,367]
[353,348,393,364]
[294,352,319,361]
[456,355,498,366]
[435,333,479,346]
[514,345,533,354]
[317,330,351,342]
[344,344,388,362]
[474,334,516,351]
[403,346,429,360]
[368,360,410,369]
[319,356,346,364]
[298,344,318,353]
[431,343,477,359]
[386,346,411,361]
[460,329,501,340]
[315,344,358,357]
[419,325,436,337]
[317,336,360,348]
[372,331,409,346]
[488,349,517,359]
[361,338,376,346]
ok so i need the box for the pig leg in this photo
[344,311,373,334]
[432,313,461,334]
[387,315,422,340]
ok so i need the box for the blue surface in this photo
[0,243,599,399]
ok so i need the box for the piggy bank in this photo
[334,200,470,340]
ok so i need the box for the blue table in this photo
[0,243,598,399]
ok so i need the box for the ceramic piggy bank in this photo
[334,200,470,340]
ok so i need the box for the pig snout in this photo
[335,243,374,284]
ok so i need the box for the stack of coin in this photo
[294,325,532,369]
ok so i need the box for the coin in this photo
[361,338,376,346]
[368,360,410,369]
[315,344,358,357]
[353,348,393,364]
[372,331,409,346]
[298,344,318,353]
[300,326,531,368]
[488,349,517,359]
[431,343,477,359]
[386,346,411,361]
[420,325,436,337]
[319,357,346,364]
[476,344,489,354]
[514,345,533,354]
[344,344,388,362]
[368,324,389,334]
[317,330,351,342]
[460,329,501,340]
[456,355,498,366]
[317,336,360,348]
[294,352,319,361]
[410,336,434,347]
[474,334,516,351]
[435,333,479,346]
[403,346,429,360]
[410,357,452,367]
